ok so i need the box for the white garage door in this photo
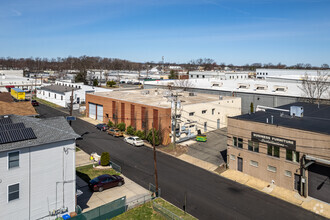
[89,103,96,119]
[97,105,103,121]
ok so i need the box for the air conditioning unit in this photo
[189,92,196,96]
[290,106,304,117]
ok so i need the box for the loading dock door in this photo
[97,105,103,122]
[89,103,96,120]
[308,163,330,203]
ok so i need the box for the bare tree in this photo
[299,71,329,104]
[173,79,195,91]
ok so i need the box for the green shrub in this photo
[108,120,114,128]
[147,128,161,146]
[107,80,116,87]
[135,130,146,140]
[116,122,126,131]
[100,152,110,166]
[127,125,136,135]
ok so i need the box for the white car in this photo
[124,136,144,146]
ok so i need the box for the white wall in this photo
[0,140,76,220]
[37,90,71,107]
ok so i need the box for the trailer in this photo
[10,88,26,100]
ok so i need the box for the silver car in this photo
[124,136,144,146]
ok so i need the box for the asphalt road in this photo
[36,104,325,220]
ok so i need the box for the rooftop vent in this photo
[290,106,303,117]
[141,90,150,95]
[189,92,196,96]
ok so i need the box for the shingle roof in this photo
[232,102,330,135]
[0,101,38,116]
[40,85,79,94]
[0,115,80,152]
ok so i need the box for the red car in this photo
[89,174,124,192]
[31,100,39,106]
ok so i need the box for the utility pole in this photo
[152,122,159,197]
[172,91,181,148]
[69,89,74,126]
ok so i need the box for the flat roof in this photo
[12,88,24,92]
[232,102,330,135]
[91,89,238,108]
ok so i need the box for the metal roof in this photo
[12,88,25,93]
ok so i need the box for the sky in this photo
[1,0,330,66]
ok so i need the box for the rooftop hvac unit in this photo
[290,106,304,117]
[219,96,223,100]
[189,92,196,96]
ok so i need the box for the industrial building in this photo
[86,89,241,145]
[227,103,330,203]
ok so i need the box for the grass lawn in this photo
[76,164,120,183]
[33,97,62,108]
[112,198,196,220]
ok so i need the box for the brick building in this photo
[86,89,241,145]
[227,102,330,203]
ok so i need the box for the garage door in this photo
[89,103,96,120]
[97,105,103,122]
[308,163,330,203]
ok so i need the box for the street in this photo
[36,104,325,220]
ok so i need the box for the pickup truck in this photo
[107,128,124,137]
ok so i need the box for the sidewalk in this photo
[220,169,330,218]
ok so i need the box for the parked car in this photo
[124,136,144,146]
[89,174,124,192]
[31,100,39,106]
[95,123,109,131]
[107,128,124,137]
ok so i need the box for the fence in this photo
[152,201,184,220]
[126,194,153,210]
[110,161,122,173]
[71,197,126,220]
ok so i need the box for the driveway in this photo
[185,128,228,166]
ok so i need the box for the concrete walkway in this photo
[220,169,330,218]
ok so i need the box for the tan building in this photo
[86,89,241,145]
[227,103,330,203]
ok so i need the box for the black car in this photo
[89,174,125,192]
[95,123,109,131]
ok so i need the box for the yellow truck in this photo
[11,88,26,100]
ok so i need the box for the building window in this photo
[8,151,19,169]
[8,183,19,202]
[61,96,63,100]
[233,137,237,147]
[189,112,194,116]
[54,94,56,99]
[285,170,292,177]
[106,113,109,118]
[267,145,279,158]
[230,154,235,160]
[212,109,215,115]
[238,138,243,148]
[267,165,277,173]
[176,114,181,119]
[248,140,259,152]
[43,91,45,95]
[48,92,50,97]
[202,75,205,78]
[197,75,199,78]
[202,110,207,114]
[250,160,258,167]
[286,150,300,163]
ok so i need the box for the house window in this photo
[285,170,292,177]
[286,150,300,163]
[189,112,194,116]
[8,183,19,202]
[248,140,259,152]
[267,145,279,158]
[212,109,215,115]
[230,154,235,160]
[250,160,258,167]
[202,110,207,114]
[8,151,19,169]
[267,165,277,172]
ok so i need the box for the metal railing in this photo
[152,201,184,220]
[110,161,122,173]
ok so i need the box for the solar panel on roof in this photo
[0,118,12,125]
[8,129,25,142]
[21,127,37,140]
[4,123,25,131]
[0,125,4,131]
[0,131,12,144]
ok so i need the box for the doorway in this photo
[237,157,243,172]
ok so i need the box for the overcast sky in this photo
[1,0,330,65]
